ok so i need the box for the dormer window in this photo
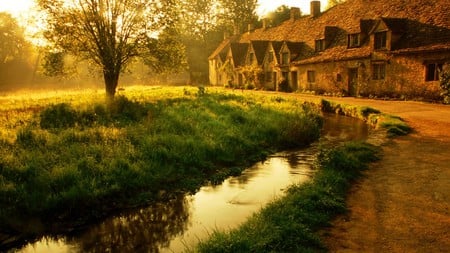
[374,31,387,50]
[281,52,289,65]
[249,52,255,64]
[268,51,274,62]
[315,39,325,52]
[348,33,360,48]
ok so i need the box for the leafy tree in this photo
[175,0,227,84]
[142,28,187,77]
[37,0,177,100]
[264,5,293,27]
[218,0,258,33]
[42,51,65,77]
[0,12,32,88]
[327,0,347,9]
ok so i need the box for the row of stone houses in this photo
[208,0,450,99]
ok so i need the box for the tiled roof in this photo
[296,46,371,65]
[229,0,450,63]
[250,41,270,64]
[230,43,249,67]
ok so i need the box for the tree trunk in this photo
[104,69,120,102]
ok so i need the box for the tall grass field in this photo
[0,86,323,236]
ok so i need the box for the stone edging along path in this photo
[293,94,450,252]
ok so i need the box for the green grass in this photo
[0,87,323,234]
[320,99,411,137]
[194,142,381,253]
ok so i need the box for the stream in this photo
[13,114,369,253]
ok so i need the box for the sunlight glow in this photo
[257,0,328,17]
[0,0,34,16]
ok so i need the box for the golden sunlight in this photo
[0,0,34,16]
[257,0,328,17]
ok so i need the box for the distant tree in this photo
[175,0,223,84]
[42,51,65,77]
[0,13,29,64]
[0,12,32,88]
[218,0,258,33]
[37,0,178,100]
[327,0,347,9]
[142,28,187,77]
[265,5,293,27]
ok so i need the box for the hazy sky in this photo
[257,0,328,16]
[0,0,329,17]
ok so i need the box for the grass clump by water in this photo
[194,142,380,253]
[0,88,323,236]
[320,99,410,137]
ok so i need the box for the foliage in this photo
[377,115,411,137]
[440,68,450,104]
[326,0,347,9]
[0,13,30,64]
[0,12,32,88]
[37,0,178,99]
[217,0,258,32]
[264,5,293,27]
[41,51,66,77]
[142,28,187,75]
[195,142,380,252]
[40,103,78,129]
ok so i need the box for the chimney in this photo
[310,1,321,18]
[290,7,301,21]
[262,19,268,29]
[247,23,254,33]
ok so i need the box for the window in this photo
[268,51,274,62]
[374,31,387,50]
[336,73,342,82]
[315,39,325,52]
[348,33,360,48]
[372,63,386,80]
[307,70,316,83]
[425,63,443,81]
[248,52,254,64]
[281,52,289,65]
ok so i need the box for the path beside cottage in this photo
[294,95,450,252]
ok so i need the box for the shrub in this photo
[108,95,148,123]
[40,103,77,129]
[440,70,450,104]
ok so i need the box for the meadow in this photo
[0,86,323,236]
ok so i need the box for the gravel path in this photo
[311,97,450,252]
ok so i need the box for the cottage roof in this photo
[230,43,249,67]
[208,35,239,60]
[230,0,450,64]
[271,41,284,54]
[250,40,270,64]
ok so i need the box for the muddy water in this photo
[15,115,369,253]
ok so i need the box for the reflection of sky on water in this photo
[16,114,369,253]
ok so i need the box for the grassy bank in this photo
[194,142,381,252]
[0,87,323,236]
[320,99,411,137]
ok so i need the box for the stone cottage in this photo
[208,0,450,99]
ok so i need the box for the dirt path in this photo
[309,97,450,252]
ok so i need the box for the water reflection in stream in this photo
[17,114,369,253]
